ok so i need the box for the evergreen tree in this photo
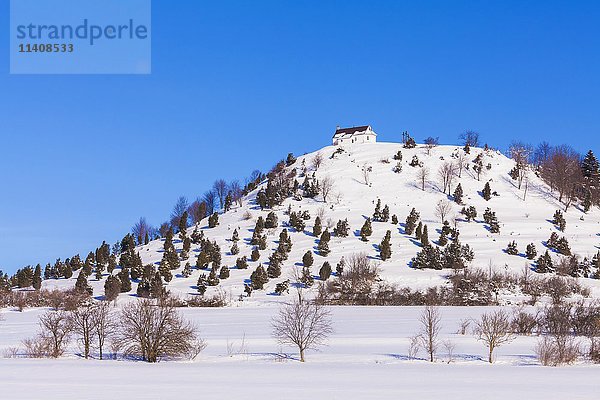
[391,214,399,224]
[482,182,491,201]
[333,219,350,237]
[267,252,282,278]
[274,280,290,295]
[360,218,373,241]
[536,251,554,273]
[181,262,192,278]
[32,264,42,290]
[373,199,382,221]
[289,211,306,232]
[319,262,332,281]
[302,251,314,267]
[265,211,278,229]
[236,256,249,269]
[442,235,474,269]
[179,210,189,237]
[555,237,572,256]
[196,251,210,269]
[582,150,599,180]
[404,208,420,235]
[526,243,537,260]
[412,245,443,270]
[506,241,519,255]
[313,216,323,237]
[207,270,220,286]
[250,247,260,262]
[584,189,593,213]
[230,242,240,255]
[118,268,132,292]
[381,205,390,222]
[219,266,230,279]
[181,237,191,259]
[453,184,463,204]
[421,225,429,246]
[317,230,331,256]
[461,206,477,222]
[208,212,219,228]
[403,135,416,148]
[336,257,345,276]
[552,210,566,232]
[438,229,448,246]
[107,255,117,274]
[104,275,121,302]
[231,229,239,242]
[136,278,151,298]
[158,260,173,282]
[250,264,269,290]
[300,266,314,287]
[379,230,392,261]
[224,192,233,212]
[150,273,166,298]
[258,234,268,250]
[197,274,208,295]
[415,222,423,240]
[75,271,91,294]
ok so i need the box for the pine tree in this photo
[313,216,323,237]
[107,255,117,274]
[317,230,331,256]
[442,235,474,269]
[391,214,399,224]
[250,264,269,290]
[373,199,382,221]
[231,229,239,242]
[267,252,282,278]
[250,248,260,262]
[219,266,230,280]
[403,136,416,149]
[207,270,220,286]
[404,208,420,235]
[333,219,350,237]
[584,189,593,213]
[179,210,189,237]
[482,182,491,201]
[336,257,345,276]
[526,243,537,260]
[230,242,240,255]
[302,251,314,267]
[381,205,390,222]
[265,211,278,229]
[182,262,192,278]
[552,210,566,232]
[159,260,173,282]
[536,251,554,273]
[421,225,429,246]
[506,241,518,255]
[32,264,42,290]
[300,266,314,287]
[415,222,423,240]
[196,251,210,269]
[236,256,249,269]
[319,262,332,281]
[379,230,392,261]
[461,206,477,222]
[118,268,132,292]
[104,275,121,302]
[453,184,463,204]
[197,274,208,295]
[582,150,599,180]
[360,218,373,241]
[208,212,219,228]
[75,271,91,294]
[411,245,443,270]
[258,234,268,250]
[136,278,151,298]
[150,273,166,298]
[555,237,571,256]
[438,230,448,246]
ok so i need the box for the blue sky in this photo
[1,0,599,274]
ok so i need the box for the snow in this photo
[1,306,599,399]
[41,142,600,303]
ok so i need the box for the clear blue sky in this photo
[1,0,599,274]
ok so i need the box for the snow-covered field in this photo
[1,305,598,399]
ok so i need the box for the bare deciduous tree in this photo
[419,306,442,362]
[170,196,189,228]
[188,199,207,224]
[473,310,515,363]
[132,217,153,245]
[424,136,439,155]
[39,310,72,358]
[70,304,98,359]
[362,164,372,185]
[435,199,453,223]
[213,179,229,209]
[320,176,335,203]
[91,301,116,360]
[311,153,324,170]
[460,130,480,147]
[509,141,533,190]
[417,167,429,191]
[202,190,217,216]
[456,152,467,178]
[540,145,583,210]
[118,299,206,363]
[437,162,456,194]
[271,295,333,362]
[229,180,244,207]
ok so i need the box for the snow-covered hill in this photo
[43,142,600,302]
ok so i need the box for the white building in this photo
[332,125,377,145]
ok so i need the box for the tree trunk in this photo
[299,348,305,362]
[488,348,493,364]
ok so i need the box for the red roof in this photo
[333,125,372,137]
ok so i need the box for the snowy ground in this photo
[1,305,599,399]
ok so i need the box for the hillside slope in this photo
[44,142,600,303]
